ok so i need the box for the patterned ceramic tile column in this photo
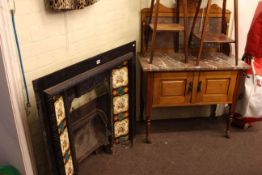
[111,62,130,144]
[54,97,74,175]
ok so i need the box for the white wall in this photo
[239,0,260,57]
[141,0,174,8]
[0,48,25,175]
[15,0,141,120]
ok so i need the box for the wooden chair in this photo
[146,0,189,64]
[189,0,239,66]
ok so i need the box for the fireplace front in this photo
[33,42,136,175]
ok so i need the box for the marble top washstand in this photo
[139,53,250,72]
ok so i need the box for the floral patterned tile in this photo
[114,119,129,138]
[54,96,66,125]
[113,94,129,115]
[65,157,74,175]
[59,128,70,156]
[112,67,128,89]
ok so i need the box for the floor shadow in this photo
[135,116,228,135]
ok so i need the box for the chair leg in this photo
[234,0,239,66]
[221,0,227,34]
[189,0,202,47]
[182,0,188,63]
[220,0,227,52]
[174,0,180,52]
[148,0,155,26]
[149,0,160,64]
[197,0,212,65]
[146,0,155,54]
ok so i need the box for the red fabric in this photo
[233,113,262,128]
[246,57,262,75]
[245,2,262,58]
[235,112,262,121]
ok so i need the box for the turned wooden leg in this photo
[144,72,154,144]
[140,68,145,122]
[145,118,152,144]
[226,71,243,138]
[226,104,233,138]
[210,104,217,118]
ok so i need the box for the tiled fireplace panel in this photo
[33,42,136,175]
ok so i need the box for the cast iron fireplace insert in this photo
[33,42,136,175]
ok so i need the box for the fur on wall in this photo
[48,0,99,10]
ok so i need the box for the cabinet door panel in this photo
[153,72,194,106]
[193,71,237,104]
[206,79,230,94]
[162,80,186,96]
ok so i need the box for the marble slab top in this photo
[139,53,250,72]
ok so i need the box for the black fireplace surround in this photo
[33,42,136,175]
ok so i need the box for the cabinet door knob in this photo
[187,82,193,93]
[197,81,202,92]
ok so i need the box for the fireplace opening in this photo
[70,81,111,165]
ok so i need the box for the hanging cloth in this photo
[244,1,262,59]
[49,0,99,10]
[233,1,262,128]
